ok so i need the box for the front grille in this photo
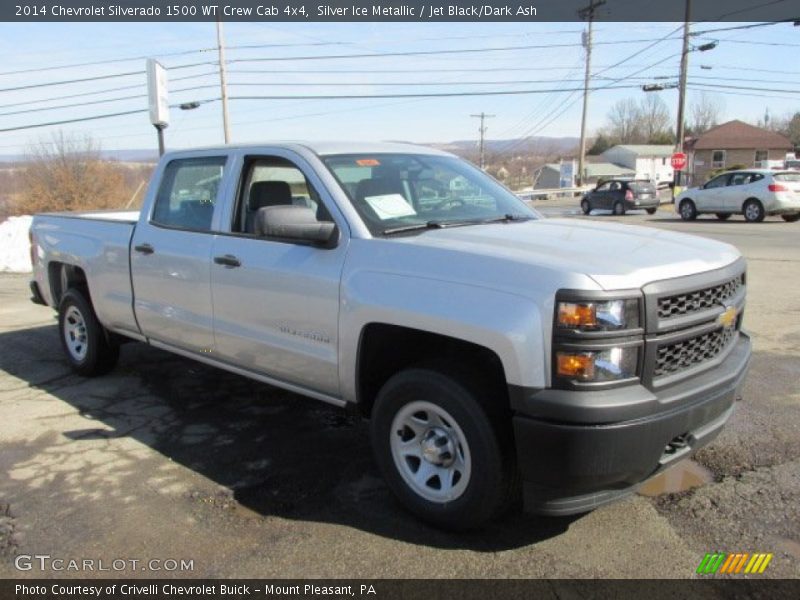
[654,327,736,377]
[657,274,744,320]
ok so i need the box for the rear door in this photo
[209,151,348,397]
[724,172,760,212]
[131,154,229,353]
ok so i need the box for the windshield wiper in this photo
[382,221,446,235]
[382,214,531,236]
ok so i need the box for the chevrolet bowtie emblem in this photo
[718,305,737,329]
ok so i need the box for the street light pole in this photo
[674,0,692,195]
[577,0,605,187]
[216,19,232,144]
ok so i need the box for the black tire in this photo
[613,201,626,216]
[715,213,732,220]
[370,365,516,531]
[743,198,765,223]
[646,207,657,215]
[581,198,591,215]
[781,214,800,223]
[679,199,697,221]
[58,288,119,376]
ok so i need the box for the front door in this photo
[210,155,346,396]
[698,173,730,212]
[131,156,227,353]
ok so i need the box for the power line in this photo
[228,84,642,101]
[689,21,795,36]
[225,37,683,64]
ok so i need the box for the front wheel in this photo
[679,199,697,221]
[58,288,119,376]
[581,199,591,215]
[370,366,515,530]
[781,214,800,223]
[743,199,765,223]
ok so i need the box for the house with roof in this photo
[601,144,675,187]
[534,160,634,189]
[685,120,793,184]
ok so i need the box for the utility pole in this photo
[471,112,495,169]
[577,0,605,187]
[672,0,692,198]
[216,19,231,144]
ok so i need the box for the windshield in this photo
[322,153,538,235]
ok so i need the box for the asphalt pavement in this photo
[0,204,798,579]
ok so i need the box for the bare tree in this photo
[607,99,644,143]
[17,132,131,214]
[639,94,671,142]
[690,92,725,135]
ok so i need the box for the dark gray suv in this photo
[581,179,660,215]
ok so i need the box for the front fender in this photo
[338,270,547,403]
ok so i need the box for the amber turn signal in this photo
[556,352,595,380]
[557,302,597,328]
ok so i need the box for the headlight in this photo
[556,299,640,331]
[556,347,638,383]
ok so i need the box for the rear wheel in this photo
[781,214,800,223]
[743,199,765,223]
[679,199,697,221]
[581,199,591,215]
[646,207,657,215]
[58,288,119,376]
[715,213,731,221]
[370,365,516,530]
[613,201,626,216]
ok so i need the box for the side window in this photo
[729,173,750,186]
[609,181,621,191]
[152,157,226,231]
[234,157,332,235]
[705,174,729,189]
[596,182,611,192]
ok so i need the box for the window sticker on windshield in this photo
[364,194,417,220]
[356,159,381,166]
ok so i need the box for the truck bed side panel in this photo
[31,215,139,337]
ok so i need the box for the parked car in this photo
[676,169,800,223]
[29,142,751,530]
[581,179,659,215]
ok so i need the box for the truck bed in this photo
[30,212,140,338]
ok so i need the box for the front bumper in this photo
[511,332,751,516]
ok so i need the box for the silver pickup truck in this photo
[29,142,751,530]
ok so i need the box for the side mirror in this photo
[255,205,338,248]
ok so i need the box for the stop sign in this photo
[671,152,687,170]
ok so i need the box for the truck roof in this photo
[164,141,453,158]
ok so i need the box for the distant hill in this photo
[430,137,581,156]
[0,137,580,163]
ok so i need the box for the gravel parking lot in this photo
[1,205,798,579]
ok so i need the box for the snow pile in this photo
[0,215,33,273]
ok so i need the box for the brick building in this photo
[686,120,793,185]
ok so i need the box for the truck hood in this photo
[394,218,741,290]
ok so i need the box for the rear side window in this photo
[151,157,227,231]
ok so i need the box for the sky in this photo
[0,19,798,157]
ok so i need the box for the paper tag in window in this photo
[364,194,417,220]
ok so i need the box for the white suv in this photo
[676,169,800,223]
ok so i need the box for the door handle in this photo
[213,254,241,268]
[134,243,155,255]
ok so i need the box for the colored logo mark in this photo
[696,552,773,575]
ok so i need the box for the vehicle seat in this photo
[246,181,293,233]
